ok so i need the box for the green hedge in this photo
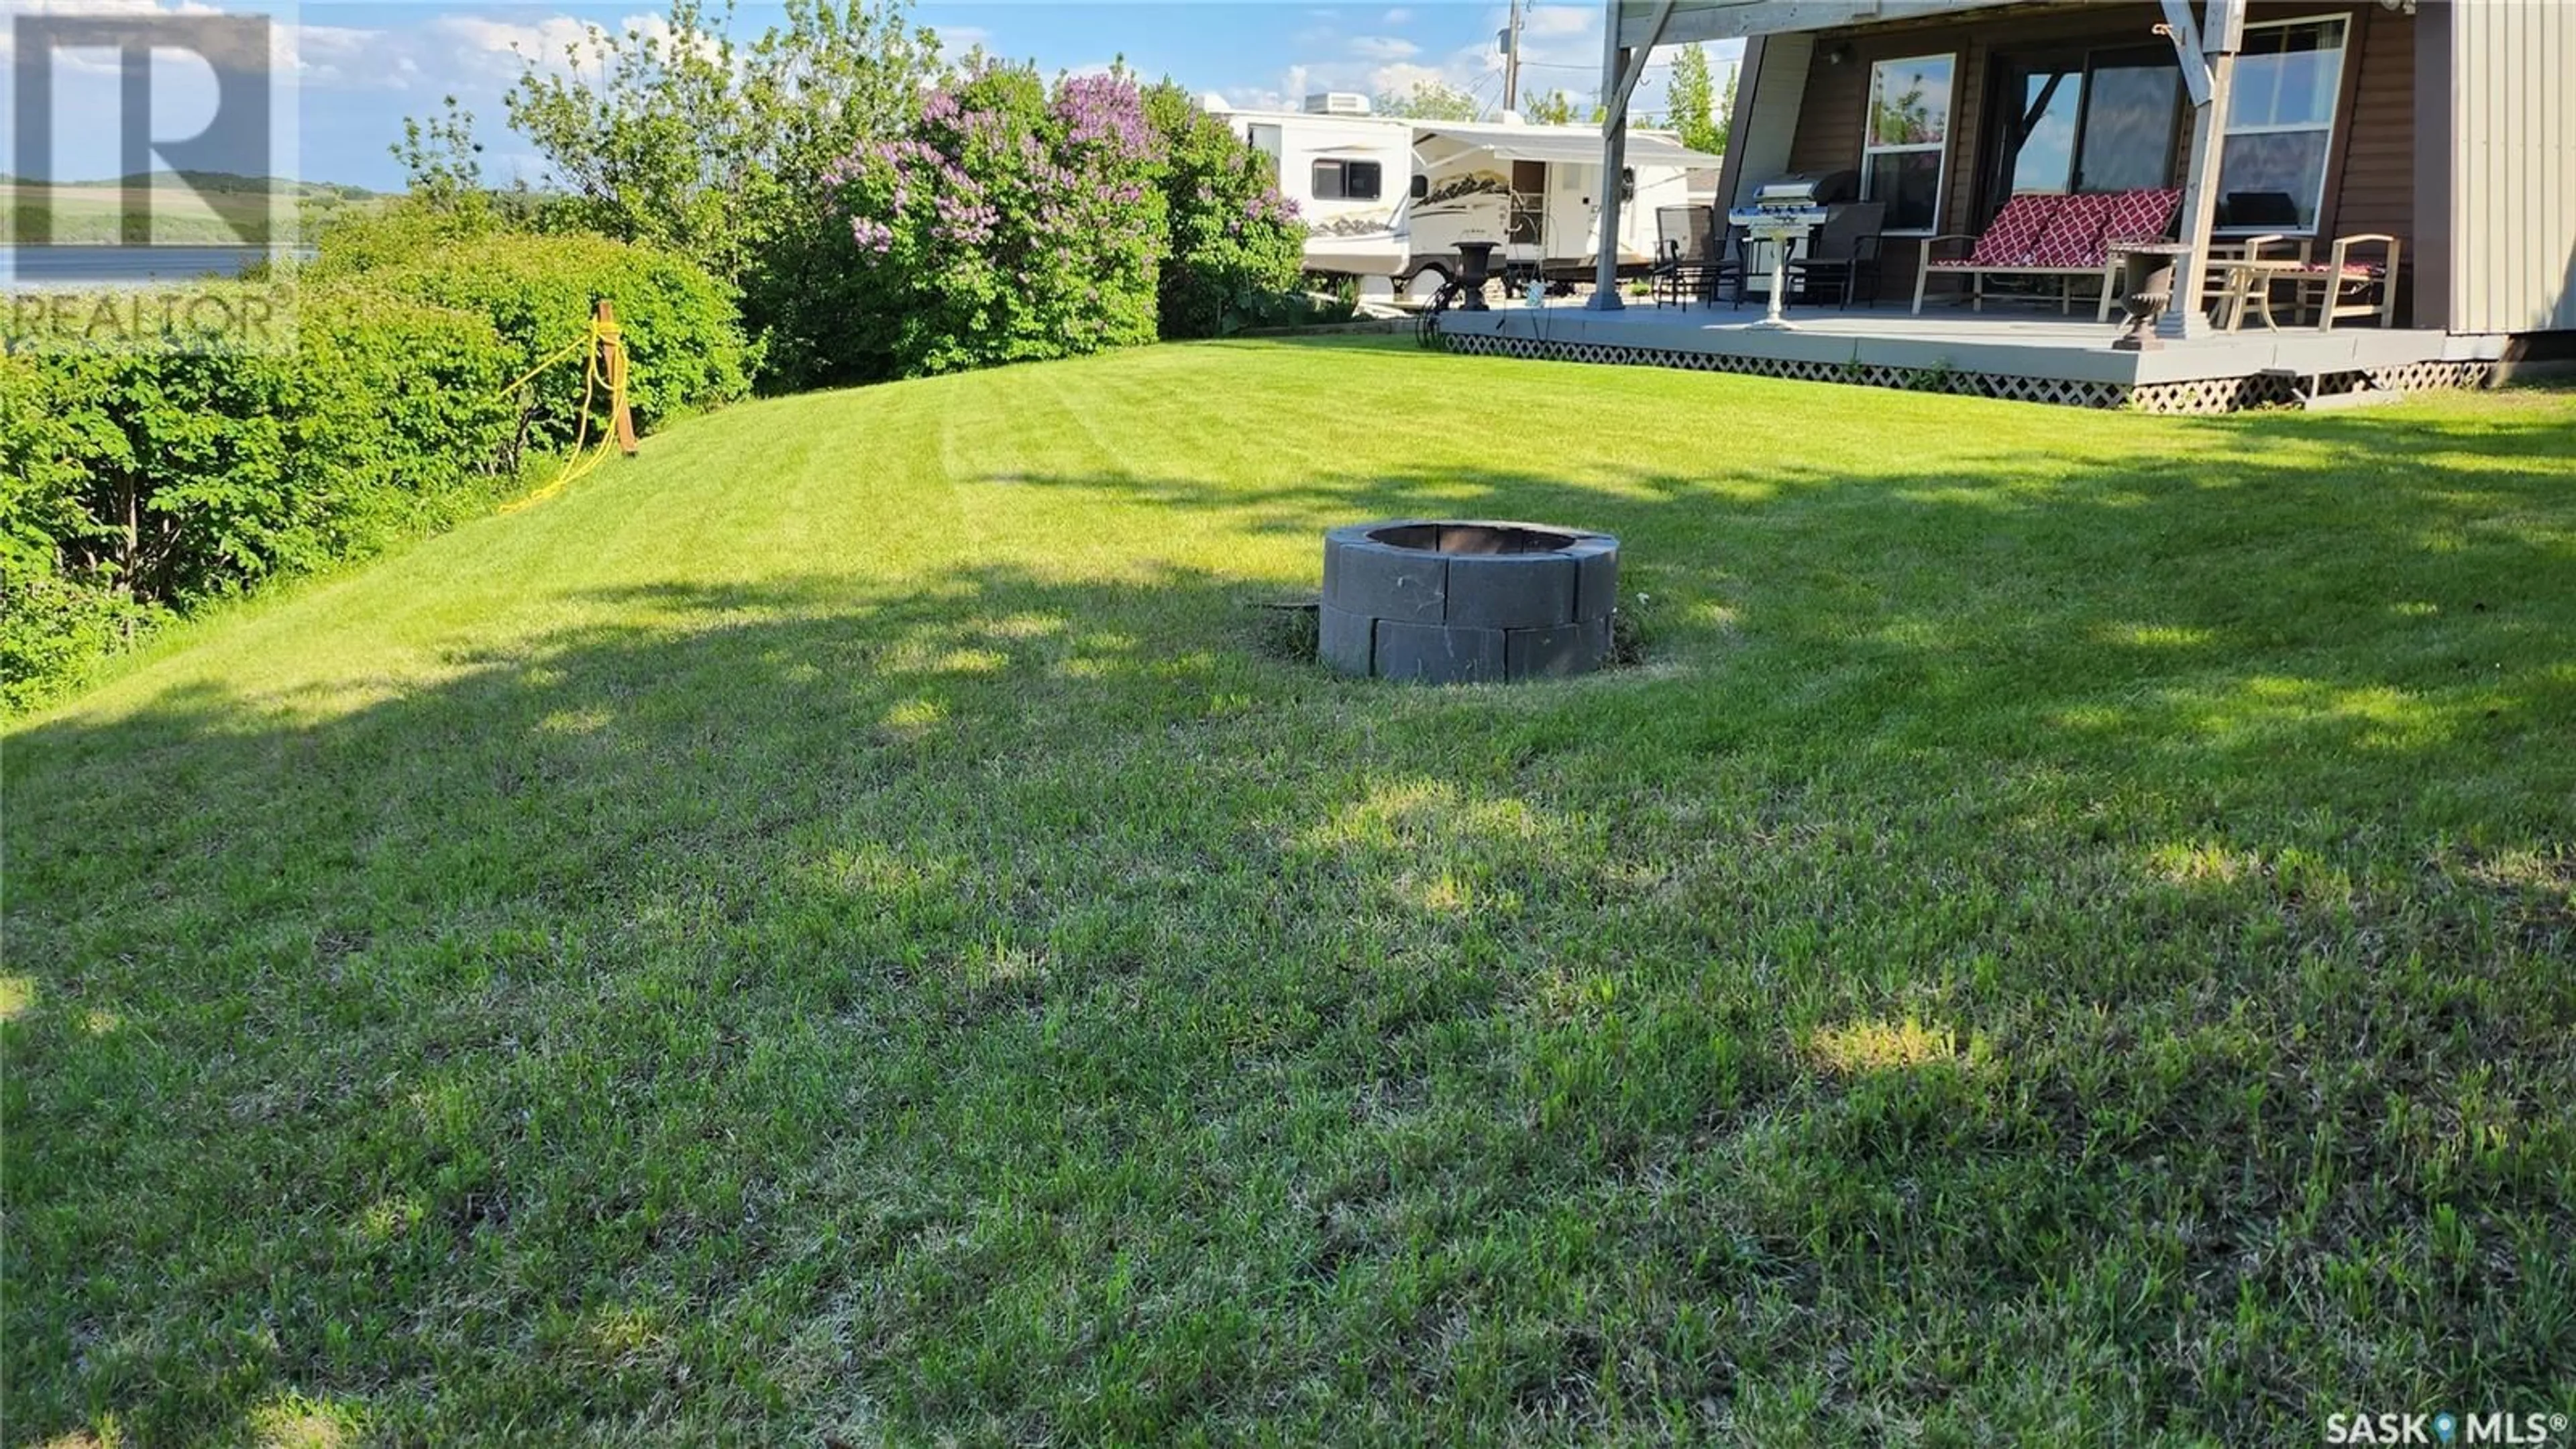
[1,356,168,711]
[358,231,755,447]
[2,224,751,714]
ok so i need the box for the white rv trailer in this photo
[1218,94,1722,297]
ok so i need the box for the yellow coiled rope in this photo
[500,301,637,515]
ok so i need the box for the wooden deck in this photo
[1436,300,2503,412]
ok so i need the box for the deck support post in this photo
[2158,0,2242,341]
[1591,107,1630,309]
[1591,0,1676,310]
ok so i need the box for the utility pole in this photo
[1501,0,1523,112]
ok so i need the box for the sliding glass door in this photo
[2072,45,2182,194]
[1987,56,2086,201]
[1980,42,2182,226]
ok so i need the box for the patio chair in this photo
[1651,205,1723,309]
[1703,222,1752,308]
[2289,233,2403,331]
[1784,201,1886,309]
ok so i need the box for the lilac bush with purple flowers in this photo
[825,62,1166,376]
[1140,81,1309,339]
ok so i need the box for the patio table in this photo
[2212,257,2308,332]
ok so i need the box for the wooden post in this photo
[1592,104,1631,309]
[597,299,639,455]
[1589,0,1676,311]
[2159,0,2241,341]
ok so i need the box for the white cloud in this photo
[1522,4,1596,39]
[1346,34,1418,62]
[1366,59,1458,99]
[932,24,991,58]
[429,13,605,78]
[291,22,392,89]
[427,11,694,84]
[1261,0,1743,127]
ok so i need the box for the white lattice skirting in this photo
[1436,331,2495,415]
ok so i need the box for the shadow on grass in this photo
[5,395,2573,1444]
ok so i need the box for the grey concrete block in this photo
[1505,615,1611,679]
[1318,604,1375,676]
[1323,537,1447,622]
[1375,618,1505,684]
[1446,552,1576,629]
[1568,539,1619,621]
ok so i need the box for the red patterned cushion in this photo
[2100,187,2182,246]
[2026,194,2114,267]
[1966,193,2062,266]
[2290,262,2384,277]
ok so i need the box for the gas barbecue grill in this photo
[1727,174,1848,328]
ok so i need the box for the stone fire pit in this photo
[1320,519,1619,683]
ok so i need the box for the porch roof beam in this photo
[2158,0,2212,105]
[1603,0,1678,133]
[1616,0,2020,50]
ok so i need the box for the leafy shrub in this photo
[285,289,527,549]
[1142,82,1308,339]
[361,231,754,447]
[398,0,935,392]
[31,342,318,607]
[4,223,752,712]
[7,294,520,608]
[822,62,1165,378]
[1,356,168,712]
[0,572,168,714]
[496,0,936,288]
[303,191,536,280]
[0,356,93,587]
[0,292,525,709]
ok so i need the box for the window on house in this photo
[1311,159,1383,201]
[2216,15,2347,232]
[1862,53,1954,233]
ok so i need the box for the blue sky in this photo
[5,0,1739,189]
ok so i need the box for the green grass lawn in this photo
[7,340,2574,1445]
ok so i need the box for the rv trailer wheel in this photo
[1401,264,1451,300]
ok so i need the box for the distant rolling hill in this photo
[3,172,381,246]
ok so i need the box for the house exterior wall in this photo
[1731,1,2422,317]
[2449,0,2576,333]
[1716,32,1817,210]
